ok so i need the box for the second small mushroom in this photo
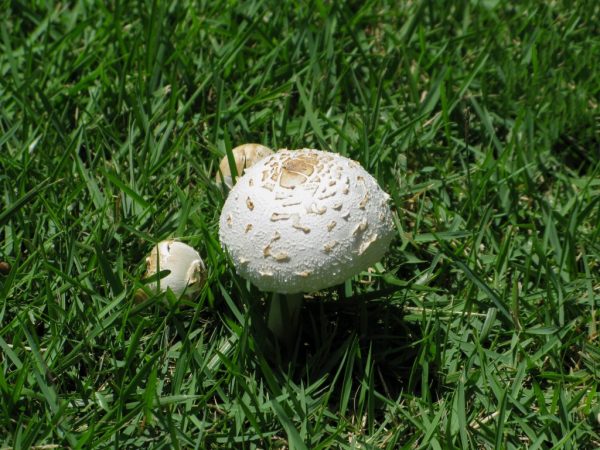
[215,144,273,189]
[140,240,206,299]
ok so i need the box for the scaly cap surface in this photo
[219,149,395,293]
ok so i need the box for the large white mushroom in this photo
[215,144,273,188]
[139,240,206,299]
[218,148,395,338]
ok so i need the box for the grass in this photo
[1,0,599,448]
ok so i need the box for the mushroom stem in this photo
[267,293,303,342]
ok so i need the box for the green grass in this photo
[1,0,600,448]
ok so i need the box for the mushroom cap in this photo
[215,144,273,188]
[219,148,395,294]
[145,240,206,296]
[0,261,10,275]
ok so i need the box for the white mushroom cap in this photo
[145,240,206,296]
[219,149,395,294]
[215,144,273,188]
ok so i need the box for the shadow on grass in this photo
[551,122,600,176]
[251,289,441,411]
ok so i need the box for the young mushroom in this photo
[218,148,395,340]
[137,240,206,300]
[215,143,273,188]
[0,261,10,275]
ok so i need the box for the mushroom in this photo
[0,261,10,275]
[218,148,395,339]
[139,240,206,299]
[215,143,273,188]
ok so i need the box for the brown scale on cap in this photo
[359,192,370,209]
[292,222,311,233]
[318,191,336,200]
[279,169,308,189]
[268,153,320,189]
[263,244,272,257]
[291,214,311,233]
[263,231,285,260]
[359,233,379,255]
[271,212,291,221]
[352,219,368,236]
[323,240,339,253]
[308,203,327,215]
[282,199,302,207]
[273,252,290,262]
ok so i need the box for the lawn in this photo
[1,0,600,448]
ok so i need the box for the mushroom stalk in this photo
[267,293,303,342]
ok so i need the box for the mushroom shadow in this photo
[255,289,442,407]
[550,123,600,176]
